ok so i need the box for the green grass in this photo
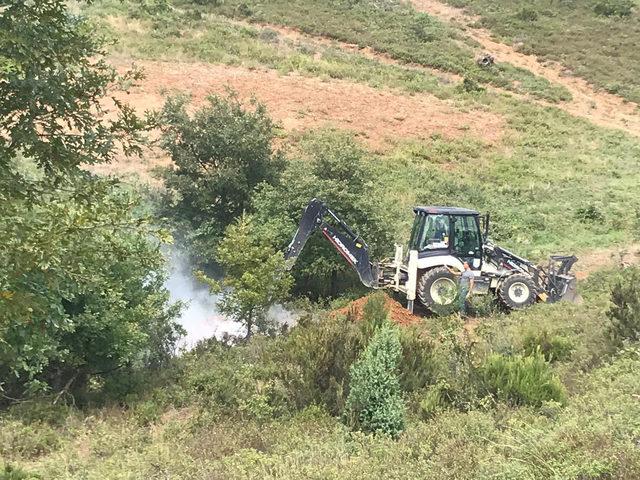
[89,0,572,102]
[177,0,572,102]
[369,95,640,258]
[3,287,640,479]
[445,0,640,103]
[84,0,455,98]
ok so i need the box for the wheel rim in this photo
[508,281,530,304]
[430,277,457,305]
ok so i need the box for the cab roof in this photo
[414,206,480,216]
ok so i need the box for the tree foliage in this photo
[252,129,393,298]
[344,320,405,438]
[159,93,284,259]
[202,214,293,339]
[0,173,183,398]
[608,267,640,347]
[0,0,146,178]
[0,0,181,400]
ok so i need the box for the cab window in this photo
[453,215,481,257]
[411,214,450,251]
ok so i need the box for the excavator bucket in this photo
[559,276,581,303]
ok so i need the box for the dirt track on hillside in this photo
[232,12,640,137]
[410,0,640,137]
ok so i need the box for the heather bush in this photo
[608,268,640,347]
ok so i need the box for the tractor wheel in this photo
[498,274,537,310]
[417,267,458,312]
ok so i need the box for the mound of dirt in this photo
[332,294,422,326]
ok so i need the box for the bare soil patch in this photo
[332,294,423,326]
[96,57,503,178]
[574,244,640,280]
[113,59,502,147]
[410,0,640,137]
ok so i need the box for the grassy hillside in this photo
[174,0,572,102]
[84,0,640,258]
[444,0,640,103]
[5,2,640,479]
[86,0,571,102]
[3,275,640,479]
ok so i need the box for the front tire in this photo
[498,274,537,310]
[417,267,458,312]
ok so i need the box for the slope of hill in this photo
[5,2,640,479]
[411,0,640,135]
[436,0,640,104]
[85,0,640,258]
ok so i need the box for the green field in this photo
[84,0,640,258]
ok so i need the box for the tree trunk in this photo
[330,268,338,298]
[245,312,253,340]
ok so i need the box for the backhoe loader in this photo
[285,198,579,313]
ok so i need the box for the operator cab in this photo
[408,206,483,268]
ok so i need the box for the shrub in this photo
[344,322,405,438]
[425,324,486,412]
[184,343,293,421]
[522,330,574,362]
[280,313,366,414]
[516,7,539,21]
[608,268,640,347]
[575,204,604,222]
[0,465,38,480]
[359,292,389,338]
[594,0,634,17]
[458,77,485,93]
[0,420,60,459]
[481,352,567,407]
[419,383,446,418]
[397,325,441,393]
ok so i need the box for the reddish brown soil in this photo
[332,294,423,326]
[574,244,640,280]
[111,58,502,145]
[93,58,503,179]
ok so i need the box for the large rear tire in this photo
[498,274,537,310]
[417,267,458,313]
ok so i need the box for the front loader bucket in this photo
[558,276,582,304]
[545,255,581,304]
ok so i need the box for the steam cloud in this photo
[164,248,297,348]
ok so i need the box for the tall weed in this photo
[481,352,567,406]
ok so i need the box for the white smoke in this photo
[164,248,298,349]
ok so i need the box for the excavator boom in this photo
[284,199,379,288]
